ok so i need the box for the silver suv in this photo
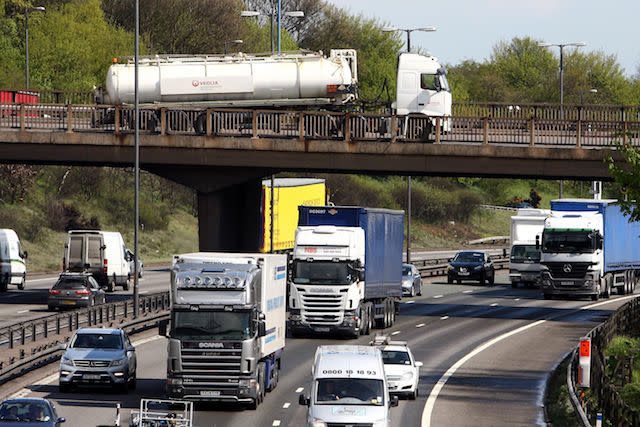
[59,328,136,393]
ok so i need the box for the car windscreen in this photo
[381,350,412,365]
[0,401,52,422]
[510,245,540,262]
[71,333,122,349]
[453,252,483,263]
[315,378,384,406]
[402,266,412,275]
[292,261,353,285]
[172,311,254,340]
[53,278,87,289]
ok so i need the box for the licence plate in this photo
[458,272,470,276]
[83,374,100,380]
[561,281,574,286]
[62,300,76,305]
[200,390,220,397]
[314,327,330,332]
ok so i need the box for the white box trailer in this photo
[0,229,28,291]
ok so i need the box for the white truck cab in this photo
[0,229,28,291]
[299,345,397,427]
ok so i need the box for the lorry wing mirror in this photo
[535,235,540,250]
[258,320,266,337]
[22,250,28,259]
[298,394,310,406]
[359,270,365,281]
[597,234,603,250]
[390,395,399,407]
[159,319,168,337]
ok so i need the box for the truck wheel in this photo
[417,283,423,296]
[365,304,372,335]
[0,275,8,292]
[122,279,129,291]
[489,273,495,286]
[603,278,610,298]
[267,362,279,392]
[107,281,114,293]
[258,362,266,403]
[480,273,486,286]
[512,282,518,289]
[18,274,25,290]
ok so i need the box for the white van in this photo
[0,229,28,291]
[63,230,131,292]
[299,345,397,427]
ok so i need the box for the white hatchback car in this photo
[375,337,422,399]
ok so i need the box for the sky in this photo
[325,0,640,77]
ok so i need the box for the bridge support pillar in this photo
[197,179,262,252]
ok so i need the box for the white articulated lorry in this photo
[509,208,550,288]
[539,199,640,300]
[163,253,286,409]
[95,50,452,137]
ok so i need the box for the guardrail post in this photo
[435,117,441,144]
[20,328,25,346]
[160,108,167,136]
[298,112,305,141]
[56,317,60,335]
[43,320,48,339]
[344,113,351,142]
[74,312,79,330]
[32,323,36,343]
[20,104,25,131]
[206,108,212,136]
[99,306,103,324]
[252,110,258,138]
[483,117,489,144]
[66,105,73,133]
[529,118,535,146]
[576,121,582,148]
[9,330,14,349]
[391,116,397,143]
[114,107,120,135]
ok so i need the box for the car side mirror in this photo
[390,395,399,407]
[415,361,423,367]
[57,417,66,423]
[359,270,365,281]
[59,343,67,350]
[127,345,135,352]
[159,319,169,337]
[299,394,310,406]
[448,258,453,262]
[258,320,266,337]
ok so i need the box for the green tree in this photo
[607,142,640,221]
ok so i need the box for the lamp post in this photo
[133,0,140,317]
[538,41,586,119]
[241,6,303,53]
[224,39,243,54]
[381,26,436,53]
[25,6,45,90]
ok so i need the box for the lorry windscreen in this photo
[172,311,253,340]
[542,230,595,254]
[510,245,541,262]
[315,378,384,406]
[293,261,352,285]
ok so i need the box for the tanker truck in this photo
[94,49,451,137]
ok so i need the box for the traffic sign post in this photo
[578,336,591,388]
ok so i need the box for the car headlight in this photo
[111,358,127,366]
[401,371,414,380]
[311,419,327,427]
[373,419,388,427]
[60,355,73,365]
[402,280,411,286]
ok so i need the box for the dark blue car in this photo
[0,398,65,426]
[447,251,495,285]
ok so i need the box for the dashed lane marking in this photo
[295,387,304,393]
[416,323,425,328]
[490,303,499,307]
[462,290,473,294]
[514,298,520,301]
[391,331,401,335]
[433,295,443,299]
[440,316,449,320]
[17,309,29,314]
[272,421,281,426]
[405,300,415,304]
[283,403,291,409]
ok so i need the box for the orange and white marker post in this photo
[578,336,591,388]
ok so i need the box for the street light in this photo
[224,39,243,54]
[241,7,304,53]
[382,26,436,53]
[580,88,598,104]
[538,41,587,118]
[25,6,45,90]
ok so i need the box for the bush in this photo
[45,199,100,231]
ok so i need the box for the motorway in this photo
[0,267,633,427]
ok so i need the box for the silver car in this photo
[402,264,422,297]
[59,328,136,393]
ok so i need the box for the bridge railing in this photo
[2,103,640,147]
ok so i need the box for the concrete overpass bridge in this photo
[1,93,638,251]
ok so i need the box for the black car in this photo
[48,272,106,311]
[447,251,495,285]
[0,397,65,426]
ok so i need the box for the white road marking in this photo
[514,298,520,301]
[421,293,639,427]
[440,316,449,320]
[272,421,281,426]
[490,303,499,307]
[433,295,443,299]
[416,323,425,328]
[391,331,401,335]
[462,290,473,294]
[17,309,29,314]
[282,402,291,409]
[295,387,304,393]
[405,300,416,304]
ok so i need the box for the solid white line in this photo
[421,293,638,427]
[514,298,520,301]
[462,290,473,294]
[416,323,425,328]
[282,402,291,409]
[272,421,281,426]
[17,309,29,314]
[405,300,416,304]
[433,295,443,299]
[391,331,401,335]
[295,387,304,393]
[490,303,498,307]
[440,316,449,320]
